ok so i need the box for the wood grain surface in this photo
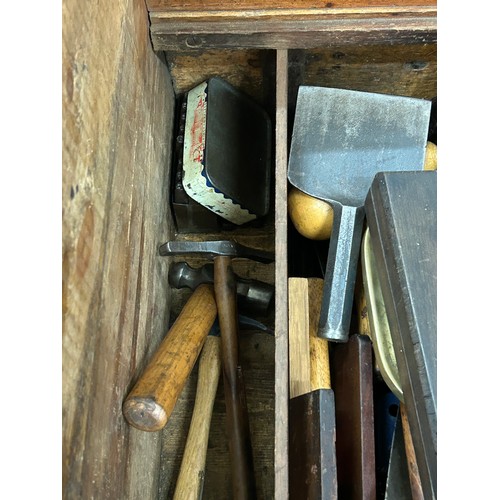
[148,1,436,51]
[288,277,330,398]
[307,279,330,391]
[164,50,273,103]
[331,334,376,500]
[62,0,175,496]
[288,278,311,398]
[147,0,435,12]
[173,335,222,500]
[400,403,425,500]
[274,48,289,500]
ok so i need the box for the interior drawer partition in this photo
[274,48,289,499]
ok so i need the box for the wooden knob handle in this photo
[173,335,222,500]
[288,187,333,241]
[288,142,436,242]
[424,141,437,171]
[122,284,217,431]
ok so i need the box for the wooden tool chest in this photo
[62,1,436,498]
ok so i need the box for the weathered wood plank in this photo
[164,49,274,104]
[299,45,437,99]
[151,16,436,51]
[62,0,175,497]
[148,0,437,52]
[147,0,435,14]
[275,48,289,500]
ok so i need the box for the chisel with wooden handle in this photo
[289,277,337,499]
[123,284,217,432]
[173,334,222,500]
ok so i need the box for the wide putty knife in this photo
[288,86,431,342]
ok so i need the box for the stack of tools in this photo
[123,241,274,500]
[171,77,272,233]
[123,77,276,499]
[287,86,436,498]
[288,86,432,343]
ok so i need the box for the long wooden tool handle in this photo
[307,278,331,391]
[400,403,424,500]
[173,335,222,500]
[289,277,330,398]
[214,256,256,500]
[122,284,217,432]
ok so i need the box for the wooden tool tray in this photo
[62,1,436,498]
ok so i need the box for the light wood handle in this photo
[289,278,311,399]
[400,403,424,500]
[173,335,222,500]
[307,278,331,391]
[123,284,217,431]
[289,277,330,399]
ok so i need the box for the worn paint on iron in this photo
[182,81,256,225]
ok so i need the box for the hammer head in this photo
[168,261,275,316]
[159,240,274,264]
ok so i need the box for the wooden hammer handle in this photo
[214,256,256,500]
[122,284,217,432]
[173,335,222,500]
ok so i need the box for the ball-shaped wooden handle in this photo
[424,141,437,171]
[287,187,333,241]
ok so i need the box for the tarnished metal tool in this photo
[365,171,437,500]
[160,240,273,263]
[168,261,274,317]
[288,86,431,342]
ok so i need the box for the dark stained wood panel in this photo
[147,0,435,13]
[299,44,437,99]
[62,0,175,497]
[150,15,436,51]
[164,49,273,104]
[147,0,436,51]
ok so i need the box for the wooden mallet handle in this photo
[122,284,217,431]
[173,335,222,500]
[214,255,256,500]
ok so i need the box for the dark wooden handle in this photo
[122,284,217,432]
[214,256,256,500]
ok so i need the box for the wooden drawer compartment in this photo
[62,1,436,498]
